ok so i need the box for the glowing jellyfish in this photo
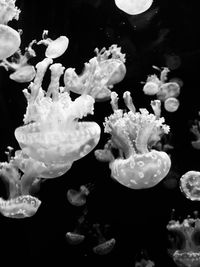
[67,183,93,206]
[157,82,180,101]
[37,30,69,59]
[64,45,126,101]
[95,92,171,189]
[0,40,36,83]
[167,212,200,267]
[164,97,180,112]
[0,147,41,218]
[142,74,161,95]
[180,171,200,201]
[190,119,200,150]
[114,0,153,15]
[14,57,101,175]
[0,0,20,24]
[92,223,116,255]
[0,24,21,60]
[65,209,87,245]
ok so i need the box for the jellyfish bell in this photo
[65,232,85,245]
[9,65,36,83]
[114,0,153,15]
[0,24,21,60]
[157,82,180,101]
[143,81,160,95]
[93,238,116,255]
[67,185,90,206]
[0,195,41,219]
[180,171,200,201]
[164,97,180,112]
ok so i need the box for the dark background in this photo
[1,0,200,266]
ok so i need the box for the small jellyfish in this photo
[190,118,200,150]
[164,97,180,112]
[37,30,69,59]
[65,209,88,245]
[134,249,155,267]
[180,171,200,201]
[0,39,36,83]
[0,24,21,60]
[67,183,94,206]
[0,0,20,24]
[92,223,116,255]
[142,74,161,95]
[164,53,181,70]
[114,0,153,15]
[157,82,180,101]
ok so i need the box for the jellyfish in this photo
[0,147,42,218]
[0,24,21,60]
[0,0,20,24]
[179,171,200,201]
[134,249,155,267]
[167,212,200,267]
[0,40,36,83]
[92,223,116,255]
[65,208,88,245]
[142,74,161,95]
[190,118,200,150]
[164,97,180,112]
[95,91,171,189]
[157,82,180,102]
[67,183,94,207]
[64,44,126,101]
[37,30,69,59]
[164,53,181,70]
[114,0,153,15]
[14,57,101,176]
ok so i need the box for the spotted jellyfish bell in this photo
[164,97,180,112]
[96,91,171,189]
[0,24,21,60]
[114,0,153,15]
[179,170,200,201]
[14,57,101,175]
[37,30,69,59]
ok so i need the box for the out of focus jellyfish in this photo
[0,147,41,218]
[164,53,181,70]
[157,82,180,102]
[64,45,126,101]
[190,118,200,150]
[0,40,36,82]
[164,97,180,113]
[95,91,171,189]
[167,212,200,267]
[14,57,101,176]
[180,171,200,201]
[0,0,21,60]
[67,183,94,207]
[0,0,20,24]
[114,0,153,15]
[92,223,116,255]
[37,30,69,59]
[134,249,155,267]
[65,208,88,245]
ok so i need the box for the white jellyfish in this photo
[114,0,153,15]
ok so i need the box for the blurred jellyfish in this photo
[114,0,153,15]
[157,82,181,102]
[92,223,116,255]
[64,45,126,101]
[190,118,200,150]
[134,249,155,267]
[167,212,200,267]
[164,53,181,70]
[0,147,42,218]
[0,40,36,83]
[169,77,184,88]
[164,97,180,112]
[14,57,101,176]
[67,183,94,207]
[37,30,69,59]
[95,92,171,189]
[0,0,21,60]
[180,171,200,201]
[65,208,88,245]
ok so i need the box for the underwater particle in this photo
[114,0,153,15]
[92,223,116,255]
[96,91,171,189]
[164,97,180,112]
[64,44,126,101]
[180,171,200,201]
[167,213,200,267]
[67,184,91,207]
[37,30,69,59]
[14,58,101,176]
[0,24,21,60]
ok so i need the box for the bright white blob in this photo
[114,0,153,15]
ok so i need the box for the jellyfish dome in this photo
[14,58,101,176]
[114,0,153,15]
[96,92,171,189]
[180,171,200,201]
